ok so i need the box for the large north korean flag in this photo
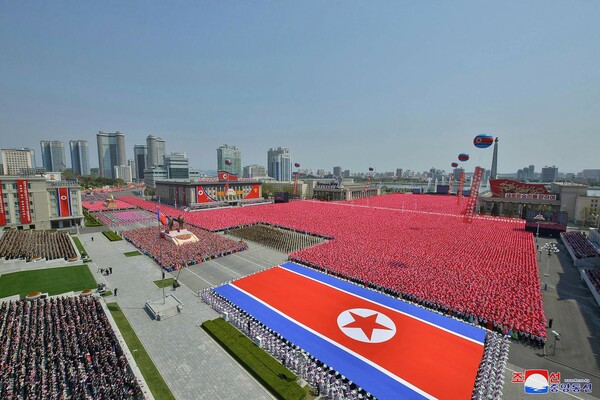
[215,262,486,400]
[56,187,72,217]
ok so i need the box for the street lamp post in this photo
[534,214,545,243]
[541,243,559,287]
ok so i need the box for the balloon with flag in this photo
[225,159,232,165]
[473,133,494,149]
[458,153,469,162]
[451,162,458,168]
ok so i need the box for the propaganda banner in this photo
[17,179,32,224]
[0,181,6,226]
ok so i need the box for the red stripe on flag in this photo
[231,266,483,400]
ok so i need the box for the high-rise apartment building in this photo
[217,144,242,176]
[128,159,137,180]
[40,140,66,172]
[528,165,535,180]
[69,140,90,176]
[267,147,292,182]
[97,131,126,179]
[541,166,559,182]
[243,164,266,178]
[164,152,189,179]
[396,168,403,179]
[146,135,166,168]
[333,166,342,177]
[133,145,147,180]
[0,148,37,175]
[114,165,133,183]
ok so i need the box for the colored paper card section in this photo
[214,262,485,400]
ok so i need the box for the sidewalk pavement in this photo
[80,232,273,400]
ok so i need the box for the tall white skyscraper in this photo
[97,131,126,179]
[146,135,166,168]
[69,140,90,176]
[217,144,242,176]
[267,147,292,181]
[40,140,66,172]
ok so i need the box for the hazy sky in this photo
[1,1,599,174]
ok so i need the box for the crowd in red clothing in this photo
[0,296,144,399]
[120,225,248,271]
[561,231,599,259]
[120,194,546,339]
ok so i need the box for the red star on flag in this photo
[343,311,392,340]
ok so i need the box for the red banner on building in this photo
[489,179,549,197]
[17,179,32,224]
[56,187,72,217]
[243,184,261,199]
[0,181,6,226]
[218,171,238,182]
[196,185,215,203]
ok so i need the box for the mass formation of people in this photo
[0,230,77,261]
[561,231,599,259]
[0,296,144,399]
[120,225,248,271]
[122,194,547,340]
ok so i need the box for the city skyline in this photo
[1,2,599,174]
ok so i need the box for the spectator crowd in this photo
[121,226,248,271]
[586,269,600,297]
[122,194,546,340]
[0,296,144,399]
[0,230,77,261]
[561,231,599,259]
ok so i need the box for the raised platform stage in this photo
[159,229,199,246]
[145,294,183,320]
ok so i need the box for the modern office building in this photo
[267,147,292,182]
[528,165,535,180]
[0,175,83,229]
[97,131,126,179]
[217,144,242,176]
[541,166,559,182]
[69,140,90,176]
[333,166,342,178]
[133,144,147,179]
[243,164,267,178]
[164,152,189,180]
[40,140,66,172]
[0,148,37,176]
[114,165,133,183]
[146,135,166,169]
[396,168,403,179]
[128,159,136,180]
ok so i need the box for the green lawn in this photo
[102,231,123,241]
[0,264,97,299]
[72,236,86,254]
[153,277,174,288]
[107,302,175,400]
[202,318,305,400]
[124,250,142,257]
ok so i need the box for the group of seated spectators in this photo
[0,296,144,399]
[92,210,156,227]
[586,269,600,297]
[120,226,248,271]
[0,230,77,261]
[202,288,509,400]
[82,199,136,212]
[122,194,547,340]
[225,224,323,253]
[561,231,599,259]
